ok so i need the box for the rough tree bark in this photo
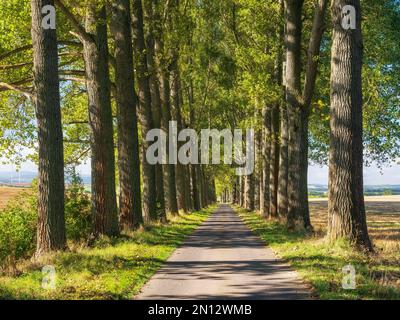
[270,12,283,218]
[210,179,217,203]
[55,0,119,236]
[84,3,119,236]
[159,67,179,215]
[197,165,204,209]
[153,0,179,215]
[298,0,329,230]
[269,104,280,218]
[261,105,271,217]
[184,164,192,210]
[144,0,166,220]
[245,173,255,211]
[132,0,158,221]
[254,129,261,211]
[285,0,328,230]
[328,0,372,251]
[170,52,188,213]
[169,0,190,213]
[232,176,239,204]
[109,0,143,230]
[191,164,200,210]
[200,166,207,207]
[285,0,306,230]
[240,175,245,207]
[188,78,200,211]
[278,103,289,217]
[31,0,66,255]
[278,0,289,217]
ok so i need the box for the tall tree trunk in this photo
[239,175,243,207]
[286,0,328,230]
[159,70,179,214]
[278,0,288,217]
[210,179,217,203]
[84,3,119,236]
[183,142,192,211]
[184,164,192,210]
[31,0,66,254]
[298,0,328,230]
[201,166,207,207]
[245,173,255,211]
[144,0,166,221]
[200,168,205,206]
[270,10,283,218]
[170,52,188,213]
[269,104,280,218]
[232,177,239,204]
[278,102,289,216]
[191,164,200,210]
[261,105,271,217]
[188,75,200,211]
[299,111,311,226]
[109,0,143,230]
[132,0,157,221]
[254,175,260,211]
[240,175,245,207]
[328,0,372,251]
[152,2,179,215]
[236,176,240,204]
[203,170,208,207]
[197,165,204,209]
[284,0,308,230]
[254,130,261,211]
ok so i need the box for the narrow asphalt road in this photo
[136,204,310,300]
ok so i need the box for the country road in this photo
[136,204,310,300]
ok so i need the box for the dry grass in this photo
[239,197,400,299]
[309,197,400,289]
[310,197,400,251]
[0,187,27,210]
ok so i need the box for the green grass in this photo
[0,206,215,300]
[235,206,400,300]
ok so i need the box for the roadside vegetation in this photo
[0,0,399,301]
[0,208,213,300]
[236,205,400,300]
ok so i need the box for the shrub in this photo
[0,188,37,272]
[65,170,92,241]
[0,171,92,272]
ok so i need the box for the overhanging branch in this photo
[0,40,82,62]
[302,0,328,109]
[54,0,94,43]
[0,82,32,97]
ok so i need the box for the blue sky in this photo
[308,163,400,185]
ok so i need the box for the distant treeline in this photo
[309,185,400,197]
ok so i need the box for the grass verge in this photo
[0,205,215,300]
[235,206,400,300]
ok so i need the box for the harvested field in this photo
[0,187,27,209]
[310,196,400,274]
